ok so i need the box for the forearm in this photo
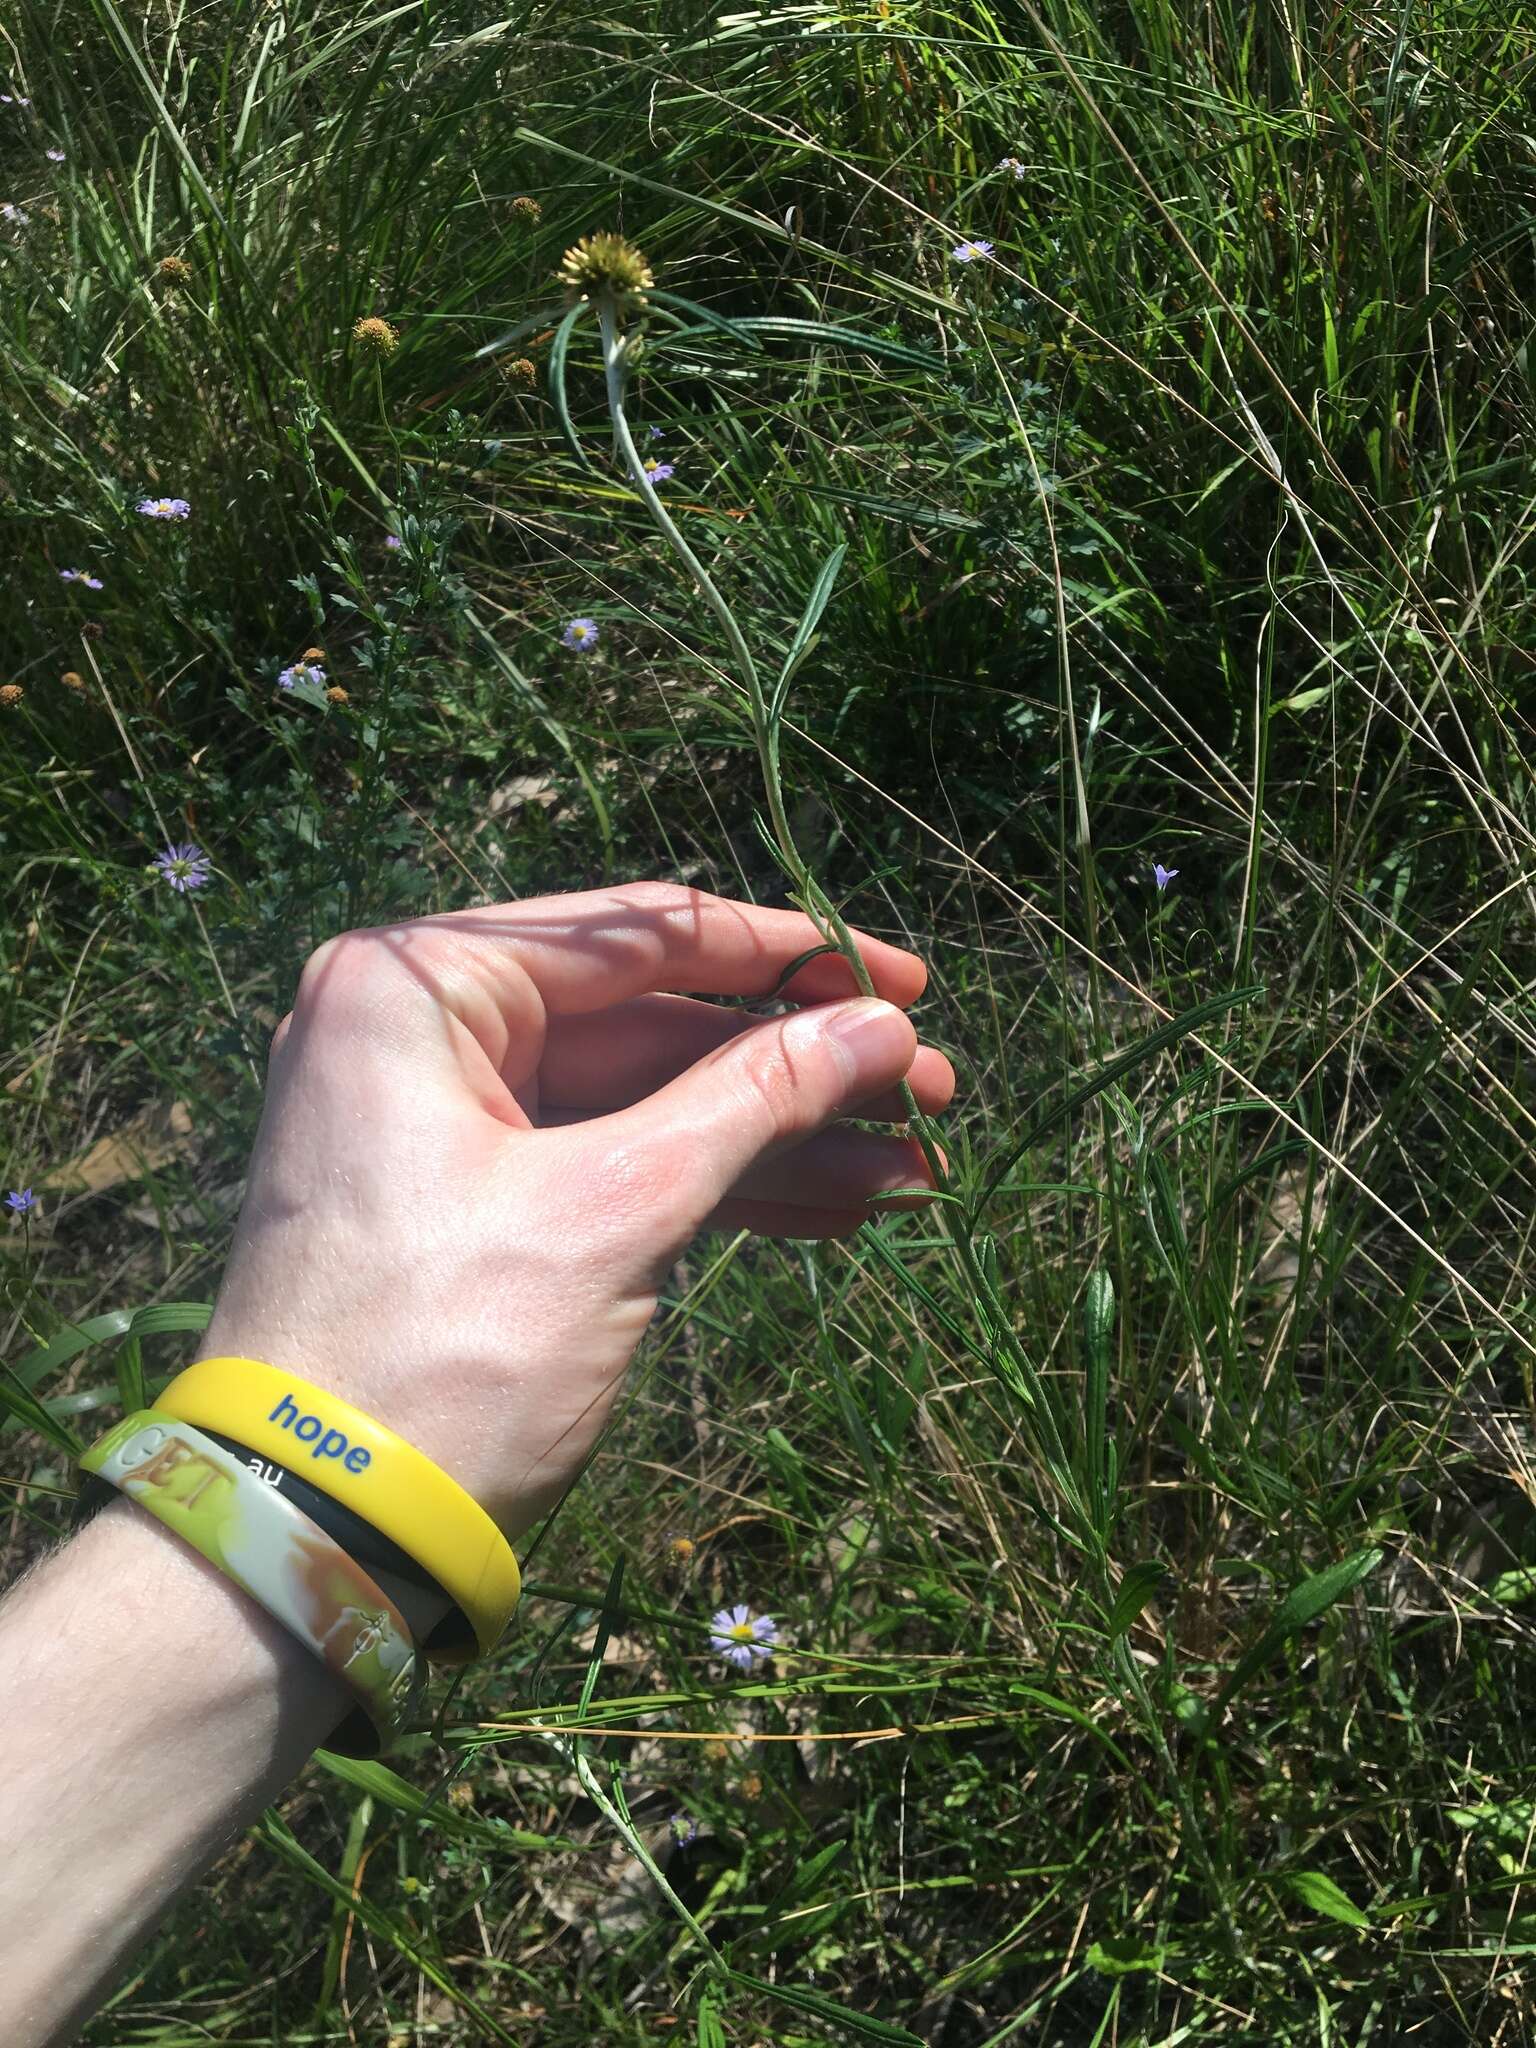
[0,1499,348,2047]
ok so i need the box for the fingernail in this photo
[820,998,910,1083]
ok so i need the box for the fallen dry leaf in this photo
[40,1099,195,1196]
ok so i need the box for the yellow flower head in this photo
[558,232,653,313]
[353,315,400,358]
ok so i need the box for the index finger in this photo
[427,882,927,1014]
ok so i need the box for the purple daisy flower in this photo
[642,458,675,484]
[709,1605,778,1672]
[561,617,599,652]
[648,425,665,441]
[152,842,212,893]
[277,660,324,691]
[951,239,994,264]
[59,568,104,590]
[384,532,404,551]
[6,1188,36,1215]
[669,1812,698,1848]
[138,496,190,520]
[1153,862,1179,892]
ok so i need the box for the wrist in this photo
[0,1501,348,2046]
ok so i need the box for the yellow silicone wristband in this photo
[156,1357,520,1658]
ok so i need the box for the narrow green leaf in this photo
[1216,1547,1383,1712]
[978,985,1265,1215]
[1285,1870,1371,1929]
[725,1968,923,2044]
[1107,1562,1167,1640]
[769,543,847,725]
[547,303,593,472]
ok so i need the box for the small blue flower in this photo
[1153,862,1179,892]
[383,533,404,551]
[642,458,675,484]
[709,1605,778,1672]
[997,156,1028,179]
[6,1188,36,1215]
[59,568,103,590]
[277,660,325,692]
[138,496,190,520]
[648,425,665,441]
[669,1812,698,1848]
[561,617,599,652]
[152,842,212,892]
[951,239,994,263]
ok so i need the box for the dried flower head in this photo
[353,315,399,358]
[558,232,653,312]
[0,683,23,708]
[738,1773,764,1802]
[302,646,326,662]
[668,1535,697,1564]
[158,255,192,283]
[325,685,350,705]
[60,670,86,691]
[701,1739,733,1765]
[81,620,105,640]
[503,355,537,387]
[510,195,542,223]
[447,1781,476,1811]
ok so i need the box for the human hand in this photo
[199,883,953,1536]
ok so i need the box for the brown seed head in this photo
[81,620,105,640]
[60,670,86,691]
[738,1772,764,1802]
[701,1739,732,1765]
[0,683,23,708]
[503,355,537,388]
[302,646,326,663]
[558,232,653,312]
[325,685,350,706]
[158,255,193,283]
[353,315,399,358]
[510,195,542,223]
[446,1781,475,1810]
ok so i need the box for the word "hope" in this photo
[269,1392,373,1473]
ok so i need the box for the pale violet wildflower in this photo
[60,568,103,590]
[152,842,212,893]
[669,1813,699,1848]
[642,458,675,484]
[647,425,665,441]
[384,532,404,550]
[561,617,599,653]
[709,1605,778,1673]
[277,660,325,692]
[138,496,190,520]
[951,239,994,264]
[45,147,64,163]
[997,156,1027,179]
[1153,862,1179,892]
[6,1188,36,1215]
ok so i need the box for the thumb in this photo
[614,996,920,1224]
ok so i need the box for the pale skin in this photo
[0,882,953,2045]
